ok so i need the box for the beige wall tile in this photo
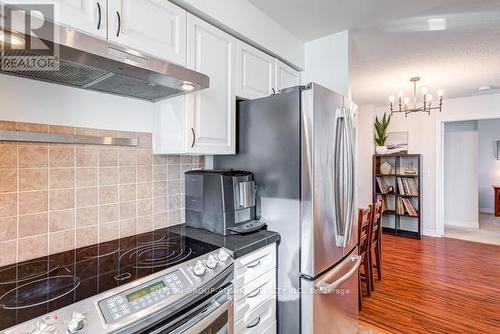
[19,191,47,214]
[167,180,181,194]
[0,193,17,217]
[168,209,182,226]
[49,146,75,167]
[49,209,75,232]
[137,166,152,182]
[0,121,17,131]
[0,240,17,266]
[18,234,48,261]
[76,226,98,248]
[119,149,136,166]
[167,155,180,164]
[50,168,75,189]
[154,197,167,214]
[99,148,118,167]
[119,184,136,202]
[76,187,98,207]
[119,167,136,184]
[49,230,75,254]
[138,199,152,216]
[49,125,75,135]
[153,165,168,181]
[154,213,168,229]
[99,167,118,185]
[50,189,74,210]
[137,133,152,149]
[180,156,193,164]
[19,145,48,168]
[154,155,167,165]
[76,147,98,167]
[167,165,180,179]
[76,206,98,227]
[137,183,152,199]
[153,182,167,197]
[167,195,181,211]
[76,168,97,187]
[19,168,48,191]
[18,123,49,133]
[0,216,17,242]
[99,204,118,224]
[19,212,48,237]
[75,127,98,136]
[0,169,17,193]
[137,215,153,233]
[99,129,118,137]
[120,201,137,220]
[99,186,118,204]
[99,222,118,242]
[0,146,17,168]
[137,150,152,165]
[120,218,137,238]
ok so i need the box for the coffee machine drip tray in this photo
[228,220,267,234]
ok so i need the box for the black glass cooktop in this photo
[0,228,219,331]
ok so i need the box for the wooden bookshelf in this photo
[373,153,422,239]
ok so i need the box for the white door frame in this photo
[435,114,500,236]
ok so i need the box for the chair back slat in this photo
[358,206,372,255]
[371,199,383,245]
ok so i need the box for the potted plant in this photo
[374,112,391,154]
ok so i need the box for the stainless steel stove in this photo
[0,229,234,334]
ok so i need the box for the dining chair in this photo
[369,199,384,291]
[357,206,373,309]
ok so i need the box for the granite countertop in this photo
[168,225,280,259]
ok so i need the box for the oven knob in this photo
[66,311,87,333]
[206,254,218,269]
[193,260,207,276]
[217,249,231,263]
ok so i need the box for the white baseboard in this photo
[423,229,441,238]
[444,220,480,229]
[479,208,494,214]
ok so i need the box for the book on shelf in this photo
[376,176,389,194]
[376,195,388,212]
[396,197,419,217]
[397,177,419,196]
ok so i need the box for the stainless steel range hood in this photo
[0,7,209,102]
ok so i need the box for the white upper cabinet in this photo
[107,0,187,65]
[275,59,301,91]
[236,41,275,99]
[6,0,107,39]
[185,14,236,155]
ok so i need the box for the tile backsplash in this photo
[0,121,203,266]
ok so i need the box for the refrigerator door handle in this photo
[315,255,361,294]
[342,107,355,247]
[333,107,344,246]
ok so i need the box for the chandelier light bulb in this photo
[427,94,433,102]
[421,87,428,95]
[404,97,410,105]
[437,89,444,97]
[398,90,404,97]
[389,95,395,103]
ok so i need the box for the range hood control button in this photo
[193,260,207,276]
[217,249,231,263]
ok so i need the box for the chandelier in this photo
[389,77,444,116]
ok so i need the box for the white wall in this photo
[443,121,479,228]
[359,93,500,236]
[478,119,500,213]
[357,104,375,208]
[303,31,350,97]
[0,75,154,132]
[171,0,305,69]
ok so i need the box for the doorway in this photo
[442,119,500,245]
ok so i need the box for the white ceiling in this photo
[249,0,500,105]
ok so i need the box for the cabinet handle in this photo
[247,260,261,269]
[116,11,121,37]
[247,288,261,299]
[190,128,196,148]
[247,317,261,329]
[96,2,102,30]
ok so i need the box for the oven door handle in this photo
[171,298,232,334]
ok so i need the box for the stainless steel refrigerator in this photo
[214,83,360,334]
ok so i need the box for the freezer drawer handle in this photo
[246,316,261,329]
[247,260,262,269]
[247,287,261,299]
[315,255,361,294]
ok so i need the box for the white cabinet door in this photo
[275,59,301,91]
[6,0,106,38]
[108,0,186,65]
[236,41,275,99]
[186,14,236,155]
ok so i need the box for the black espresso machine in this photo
[184,170,266,235]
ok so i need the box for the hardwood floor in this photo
[359,234,500,333]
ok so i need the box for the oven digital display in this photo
[126,281,166,302]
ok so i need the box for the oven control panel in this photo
[98,270,190,324]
